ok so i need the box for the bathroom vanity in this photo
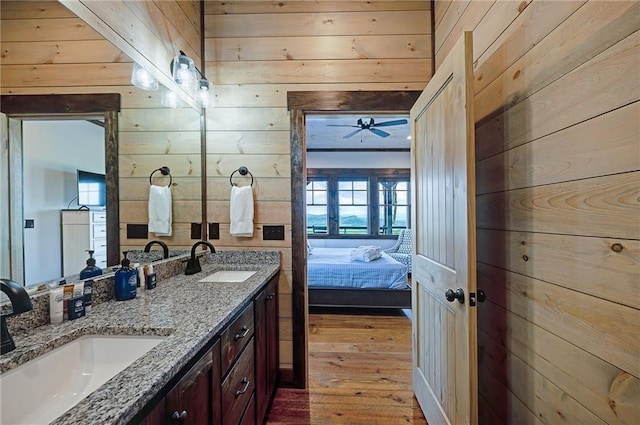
[0,251,280,425]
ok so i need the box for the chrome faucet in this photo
[185,241,216,275]
[1,279,34,354]
[144,240,169,259]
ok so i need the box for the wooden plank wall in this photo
[0,0,202,252]
[203,1,433,373]
[434,1,640,424]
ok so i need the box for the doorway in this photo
[287,90,421,388]
[0,94,120,285]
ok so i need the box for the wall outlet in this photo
[263,225,285,240]
[191,223,202,239]
[126,224,148,239]
[209,223,220,240]
[24,219,35,228]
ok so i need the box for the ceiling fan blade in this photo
[373,119,408,127]
[326,124,359,128]
[369,128,390,138]
[343,129,363,139]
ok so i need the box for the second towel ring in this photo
[229,166,254,187]
[149,166,172,187]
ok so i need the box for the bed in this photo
[307,248,411,309]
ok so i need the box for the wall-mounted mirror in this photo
[0,1,203,290]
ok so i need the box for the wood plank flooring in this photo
[267,309,428,425]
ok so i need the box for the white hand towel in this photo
[230,185,254,237]
[357,245,382,256]
[148,184,172,236]
[350,247,381,262]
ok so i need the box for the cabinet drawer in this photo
[221,339,255,425]
[239,393,255,425]
[92,239,107,254]
[92,223,107,237]
[91,211,107,223]
[221,302,254,374]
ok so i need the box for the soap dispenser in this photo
[79,250,103,280]
[114,251,137,301]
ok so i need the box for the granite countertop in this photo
[0,253,280,425]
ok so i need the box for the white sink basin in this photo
[198,270,257,282]
[0,334,165,424]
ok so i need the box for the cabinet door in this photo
[254,287,268,422]
[139,401,166,425]
[166,347,213,424]
[255,274,279,424]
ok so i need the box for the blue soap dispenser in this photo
[79,250,103,280]
[114,251,137,301]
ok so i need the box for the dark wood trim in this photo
[307,168,410,177]
[287,91,421,111]
[104,110,119,266]
[431,0,436,76]
[308,288,412,309]
[277,368,295,388]
[0,94,120,115]
[199,1,208,241]
[288,90,420,389]
[289,108,307,389]
[307,148,410,152]
[1,93,121,267]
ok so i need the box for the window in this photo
[307,169,410,238]
[379,180,409,235]
[306,179,328,234]
[338,179,369,234]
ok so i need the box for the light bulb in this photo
[131,62,158,91]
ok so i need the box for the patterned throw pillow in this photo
[397,229,413,254]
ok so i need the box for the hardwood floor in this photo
[267,309,428,424]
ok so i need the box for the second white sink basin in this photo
[0,334,165,424]
[198,270,257,282]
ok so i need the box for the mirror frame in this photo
[0,94,121,273]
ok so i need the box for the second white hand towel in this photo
[230,185,254,237]
[148,184,172,236]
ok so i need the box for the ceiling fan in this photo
[327,117,408,139]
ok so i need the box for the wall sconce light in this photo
[170,50,213,109]
[171,51,196,95]
[131,62,159,91]
[161,85,182,108]
[197,78,213,108]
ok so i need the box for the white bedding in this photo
[307,248,408,290]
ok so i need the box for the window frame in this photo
[307,168,411,239]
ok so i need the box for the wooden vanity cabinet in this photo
[139,273,280,425]
[140,339,220,425]
[254,274,279,424]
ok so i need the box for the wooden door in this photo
[0,114,24,282]
[410,32,477,425]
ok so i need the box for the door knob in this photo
[445,288,465,304]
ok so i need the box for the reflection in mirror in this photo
[23,119,105,285]
[0,0,203,295]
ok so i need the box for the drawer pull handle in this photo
[235,377,250,396]
[234,326,249,340]
[171,410,187,423]
[266,293,275,301]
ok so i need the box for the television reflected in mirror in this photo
[77,169,106,208]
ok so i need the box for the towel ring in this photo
[229,166,254,187]
[149,166,172,186]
